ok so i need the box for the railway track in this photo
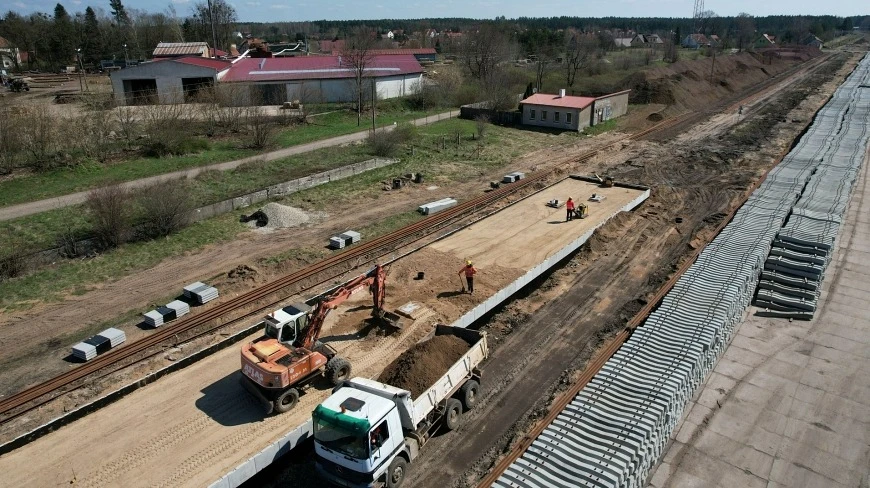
[475,53,841,488]
[0,52,833,428]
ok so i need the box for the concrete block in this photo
[233,195,252,209]
[249,190,268,204]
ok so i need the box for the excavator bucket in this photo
[377,310,404,330]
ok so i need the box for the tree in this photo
[109,0,131,26]
[341,26,377,126]
[735,13,755,52]
[51,4,74,68]
[190,0,237,51]
[81,7,102,66]
[460,24,511,80]
[564,30,595,90]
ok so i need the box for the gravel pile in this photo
[260,203,310,229]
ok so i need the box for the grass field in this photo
[0,118,577,311]
[0,106,441,208]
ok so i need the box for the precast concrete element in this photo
[494,52,870,488]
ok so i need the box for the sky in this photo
[5,0,867,23]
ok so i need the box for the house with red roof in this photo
[219,54,423,105]
[520,89,630,131]
[109,56,231,105]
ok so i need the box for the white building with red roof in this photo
[520,89,630,131]
[219,54,423,105]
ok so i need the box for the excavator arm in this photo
[298,264,394,350]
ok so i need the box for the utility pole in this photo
[123,43,129,66]
[371,78,376,133]
[207,0,219,57]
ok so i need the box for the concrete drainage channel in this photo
[489,53,870,488]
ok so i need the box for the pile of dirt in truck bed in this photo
[377,334,469,397]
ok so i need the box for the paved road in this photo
[648,148,870,488]
[0,110,456,222]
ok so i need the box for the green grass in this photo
[582,119,618,136]
[0,105,447,209]
[0,214,245,310]
[0,118,565,311]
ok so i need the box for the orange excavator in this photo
[240,264,401,414]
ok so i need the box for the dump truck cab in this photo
[314,386,407,488]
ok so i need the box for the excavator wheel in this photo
[274,388,300,413]
[325,356,352,385]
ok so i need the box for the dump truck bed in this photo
[410,325,487,426]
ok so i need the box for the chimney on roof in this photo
[559,88,566,98]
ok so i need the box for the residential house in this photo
[755,33,776,47]
[219,54,423,105]
[109,56,230,105]
[682,34,709,49]
[0,36,21,69]
[152,42,211,59]
[520,89,630,132]
[614,37,634,48]
[803,35,823,49]
[385,31,395,39]
[630,35,647,47]
[645,34,665,45]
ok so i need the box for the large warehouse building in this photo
[218,54,423,105]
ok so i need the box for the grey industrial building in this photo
[109,57,230,105]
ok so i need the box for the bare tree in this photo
[341,26,377,126]
[460,24,511,80]
[135,180,193,238]
[564,31,596,90]
[735,13,756,52]
[87,185,132,249]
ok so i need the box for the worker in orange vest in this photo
[458,260,477,293]
[566,197,575,221]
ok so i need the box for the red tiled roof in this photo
[366,48,436,56]
[521,93,595,110]
[221,54,423,83]
[319,40,346,53]
[173,56,231,71]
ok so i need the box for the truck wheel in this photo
[273,388,299,413]
[386,456,407,488]
[444,398,462,431]
[459,380,480,411]
[325,356,352,385]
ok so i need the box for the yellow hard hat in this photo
[466,260,473,266]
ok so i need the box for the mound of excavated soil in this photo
[378,334,469,397]
[259,202,311,229]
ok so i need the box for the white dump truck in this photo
[313,325,488,488]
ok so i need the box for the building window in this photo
[554,112,560,122]
[542,111,548,121]
[566,112,573,124]
[529,109,536,120]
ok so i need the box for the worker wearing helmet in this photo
[566,198,575,221]
[458,260,478,294]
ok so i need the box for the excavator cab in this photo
[263,303,312,346]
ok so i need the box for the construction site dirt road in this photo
[237,52,863,487]
[0,49,852,488]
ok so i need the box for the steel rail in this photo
[0,115,679,422]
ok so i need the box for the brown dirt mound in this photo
[378,334,469,397]
[647,112,664,122]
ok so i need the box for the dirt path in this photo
[0,110,456,221]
